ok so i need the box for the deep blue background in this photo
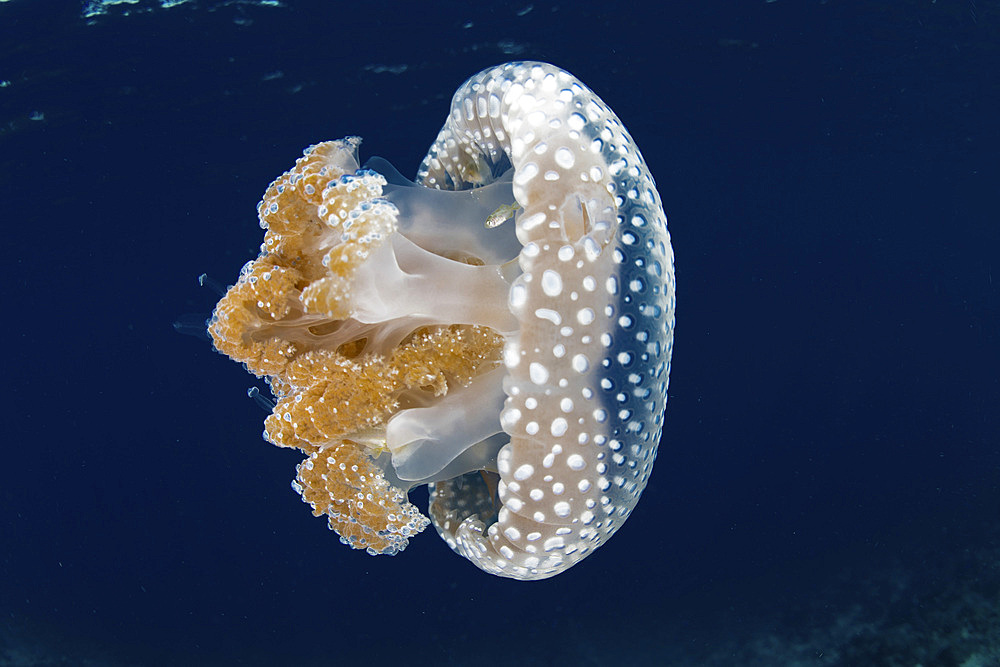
[2,1,997,664]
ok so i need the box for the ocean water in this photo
[1,1,997,665]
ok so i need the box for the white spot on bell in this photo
[554,147,575,169]
[541,269,563,296]
[514,464,535,481]
[529,362,549,385]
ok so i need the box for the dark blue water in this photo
[2,1,997,665]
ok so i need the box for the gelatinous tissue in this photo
[209,62,675,580]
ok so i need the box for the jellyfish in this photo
[209,62,675,580]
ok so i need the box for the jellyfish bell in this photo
[209,62,675,580]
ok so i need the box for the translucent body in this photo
[418,63,675,579]
[209,62,675,578]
